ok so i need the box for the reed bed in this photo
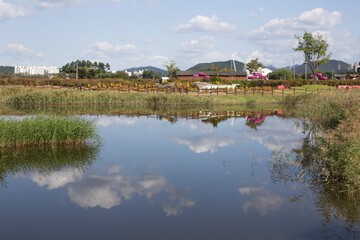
[285,89,360,189]
[4,88,212,106]
[0,116,99,148]
[0,86,284,107]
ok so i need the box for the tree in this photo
[142,70,160,79]
[246,58,265,74]
[60,60,110,78]
[294,31,331,83]
[269,69,294,80]
[164,60,180,79]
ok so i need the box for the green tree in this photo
[142,70,160,79]
[294,31,331,83]
[60,60,110,78]
[246,58,265,74]
[269,69,294,80]
[210,64,220,71]
[164,60,180,79]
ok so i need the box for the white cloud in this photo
[238,186,263,195]
[241,117,304,152]
[30,168,83,190]
[94,41,139,55]
[0,1,27,22]
[179,120,214,134]
[241,191,284,216]
[138,173,167,199]
[34,0,86,9]
[104,0,158,4]
[173,15,236,34]
[172,134,235,154]
[177,36,228,67]
[148,55,168,66]
[96,116,136,127]
[28,165,195,215]
[82,41,141,65]
[67,175,124,209]
[181,36,215,53]
[4,43,43,58]
[244,8,343,67]
[249,6,265,18]
[105,0,124,2]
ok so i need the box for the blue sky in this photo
[0,0,359,70]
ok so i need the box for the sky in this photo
[0,0,359,71]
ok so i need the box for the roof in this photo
[177,70,247,77]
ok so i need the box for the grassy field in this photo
[0,116,99,148]
[0,86,285,106]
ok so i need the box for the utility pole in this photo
[76,62,78,80]
[293,57,295,79]
[305,60,307,80]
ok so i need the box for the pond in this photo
[0,111,359,239]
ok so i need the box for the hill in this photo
[265,65,277,71]
[284,60,351,74]
[0,66,15,74]
[123,66,167,75]
[187,60,245,71]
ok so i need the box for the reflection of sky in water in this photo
[0,115,342,239]
[27,166,194,216]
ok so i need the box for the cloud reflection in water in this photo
[238,186,285,216]
[29,166,194,216]
[172,134,235,154]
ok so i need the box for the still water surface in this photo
[0,114,359,239]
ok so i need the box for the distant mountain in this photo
[282,60,351,74]
[265,65,277,71]
[0,66,14,74]
[187,60,246,72]
[123,66,167,75]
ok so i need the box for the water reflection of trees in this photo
[268,121,360,238]
[0,145,100,187]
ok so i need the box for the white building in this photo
[124,70,132,76]
[353,61,360,73]
[15,66,59,75]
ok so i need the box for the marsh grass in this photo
[285,89,360,190]
[0,86,284,107]
[0,116,99,148]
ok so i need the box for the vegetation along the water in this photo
[0,116,99,148]
[282,89,360,191]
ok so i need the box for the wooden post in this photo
[253,88,255,96]
[305,88,307,94]
[293,88,295,95]
[198,88,200,96]
[282,89,284,96]
[244,88,246,96]
[272,88,273,96]
[317,88,319,93]
[262,87,264,96]
[235,87,237,96]
[217,87,219,96]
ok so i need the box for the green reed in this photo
[284,89,360,190]
[0,116,99,148]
